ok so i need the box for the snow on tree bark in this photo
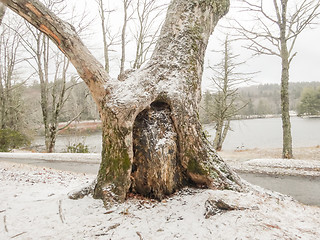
[1,0,244,208]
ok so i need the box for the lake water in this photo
[33,132,103,153]
[205,116,320,150]
[33,116,320,153]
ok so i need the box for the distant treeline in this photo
[200,81,320,123]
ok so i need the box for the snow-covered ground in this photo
[231,158,320,177]
[1,158,320,239]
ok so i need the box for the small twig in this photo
[58,200,65,223]
[95,233,109,237]
[95,223,120,237]
[0,210,6,213]
[103,210,115,215]
[107,223,120,232]
[4,215,8,232]
[136,231,143,240]
[11,232,26,238]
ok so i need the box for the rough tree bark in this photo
[0,3,5,24]
[2,0,243,208]
[278,1,293,159]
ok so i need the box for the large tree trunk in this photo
[2,0,243,208]
[93,0,243,206]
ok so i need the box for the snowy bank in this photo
[230,158,320,177]
[1,161,320,239]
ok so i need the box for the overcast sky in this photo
[90,0,320,90]
[19,0,320,90]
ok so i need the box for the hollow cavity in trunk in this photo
[131,101,185,200]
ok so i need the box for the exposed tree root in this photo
[68,179,97,200]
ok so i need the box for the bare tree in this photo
[0,13,27,131]
[22,24,74,152]
[20,0,78,152]
[96,0,120,74]
[1,0,243,208]
[132,0,166,69]
[120,0,134,76]
[208,37,252,151]
[234,0,320,158]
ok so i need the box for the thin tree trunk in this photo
[213,120,223,151]
[48,123,57,153]
[98,0,110,73]
[219,120,230,150]
[213,120,229,151]
[0,77,5,129]
[120,0,129,76]
[279,1,293,159]
[280,52,293,158]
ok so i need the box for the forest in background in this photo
[200,81,320,124]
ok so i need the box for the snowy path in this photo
[0,152,100,174]
[0,152,100,163]
[0,157,99,174]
